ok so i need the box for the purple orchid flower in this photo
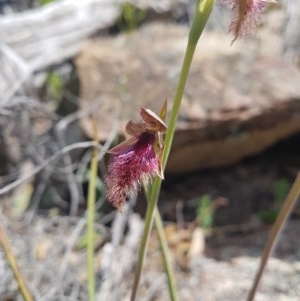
[106,108,167,209]
[221,0,277,43]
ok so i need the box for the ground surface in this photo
[0,213,299,301]
[1,133,300,301]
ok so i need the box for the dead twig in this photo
[97,214,143,301]
[0,42,31,106]
[0,141,99,196]
[59,218,86,283]
[53,97,108,216]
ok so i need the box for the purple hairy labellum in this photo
[221,0,277,43]
[106,108,167,209]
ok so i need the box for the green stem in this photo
[143,185,179,301]
[247,172,300,301]
[130,1,215,300]
[154,208,178,301]
[87,144,98,301]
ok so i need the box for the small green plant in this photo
[196,195,214,229]
[259,209,278,225]
[45,71,63,101]
[118,3,146,32]
[260,178,291,224]
[274,178,291,205]
[39,0,56,6]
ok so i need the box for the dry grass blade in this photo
[0,224,34,301]
[247,172,300,301]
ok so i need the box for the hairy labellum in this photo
[221,0,276,42]
[106,108,166,209]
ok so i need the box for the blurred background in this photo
[0,0,300,300]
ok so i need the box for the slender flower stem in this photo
[87,148,97,301]
[247,172,300,301]
[144,187,178,301]
[86,120,99,301]
[154,208,178,301]
[143,185,178,301]
[130,1,215,300]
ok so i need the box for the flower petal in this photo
[159,98,168,122]
[126,120,147,137]
[106,132,159,209]
[108,137,137,155]
[221,0,276,43]
[140,108,167,132]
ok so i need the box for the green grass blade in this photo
[86,121,99,301]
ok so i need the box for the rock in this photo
[76,19,300,173]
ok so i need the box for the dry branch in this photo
[0,0,120,71]
[0,0,177,103]
[0,0,120,105]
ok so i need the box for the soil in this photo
[1,134,300,301]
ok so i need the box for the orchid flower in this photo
[221,0,277,43]
[106,108,167,209]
